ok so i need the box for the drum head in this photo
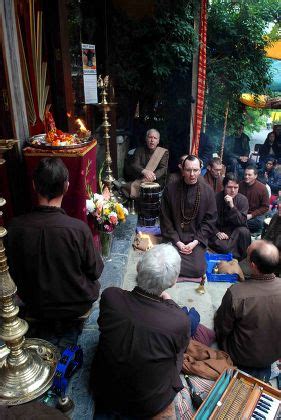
[140,182,160,188]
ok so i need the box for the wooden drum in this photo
[138,182,161,226]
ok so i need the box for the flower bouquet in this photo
[86,187,128,258]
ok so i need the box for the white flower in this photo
[93,193,104,202]
[86,199,96,214]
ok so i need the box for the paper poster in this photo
[81,43,98,104]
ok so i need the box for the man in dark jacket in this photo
[92,244,190,418]
[7,157,103,347]
[214,240,281,381]
[239,164,270,234]
[203,157,224,193]
[209,173,251,260]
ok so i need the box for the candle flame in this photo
[138,231,154,249]
[76,118,87,132]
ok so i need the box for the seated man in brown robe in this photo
[203,157,223,193]
[208,173,251,260]
[239,164,270,235]
[91,244,190,418]
[123,128,169,198]
[214,240,281,381]
[160,155,217,278]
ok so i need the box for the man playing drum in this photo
[160,155,217,278]
[122,128,169,198]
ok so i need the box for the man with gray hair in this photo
[92,244,190,418]
[123,128,169,197]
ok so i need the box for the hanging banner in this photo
[81,43,98,104]
[191,0,207,156]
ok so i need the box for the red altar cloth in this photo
[23,140,97,223]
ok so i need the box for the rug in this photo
[175,374,214,419]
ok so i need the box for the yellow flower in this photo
[104,208,110,216]
[116,203,125,221]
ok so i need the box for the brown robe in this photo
[208,192,251,260]
[160,177,217,277]
[91,286,190,417]
[214,274,281,368]
[203,171,223,193]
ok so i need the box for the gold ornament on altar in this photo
[96,75,116,192]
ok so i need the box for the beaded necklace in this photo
[180,180,201,231]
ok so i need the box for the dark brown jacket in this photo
[7,206,103,319]
[92,286,190,417]
[215,191,249,235]
[160,177,217,247]
[214,274,281,368]
[239,180,269,218]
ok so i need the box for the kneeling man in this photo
[160,155,217,278]
[214,240,281,381]
[91,244,190,418]
[209,173,251,260]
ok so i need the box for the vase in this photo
[99,230,113,260]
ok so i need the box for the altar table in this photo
[23,140,97,223]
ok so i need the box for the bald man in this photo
[214,240,281,381]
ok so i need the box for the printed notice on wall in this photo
[81,43,98,104]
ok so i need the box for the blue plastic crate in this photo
[205,252,238,283]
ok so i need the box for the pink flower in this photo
[109,215,118,225]
[104,224,114,232]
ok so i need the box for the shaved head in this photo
[248,240,279,274]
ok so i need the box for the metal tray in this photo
[27,133,94,150]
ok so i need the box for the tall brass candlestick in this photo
[0,153,59,405]
[97,75,115,192]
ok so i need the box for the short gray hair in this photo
[146,128,160,140]
[137,244,181,295]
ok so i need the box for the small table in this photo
[23,140,97,222]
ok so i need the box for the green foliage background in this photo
[107,0,196,146]
[67,0,280,154]
[206,0,280,148]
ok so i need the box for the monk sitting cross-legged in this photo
[160,155,217,278]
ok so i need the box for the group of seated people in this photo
[5,134,281,418]
[222,124,281,195]
[121,127,279,278]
